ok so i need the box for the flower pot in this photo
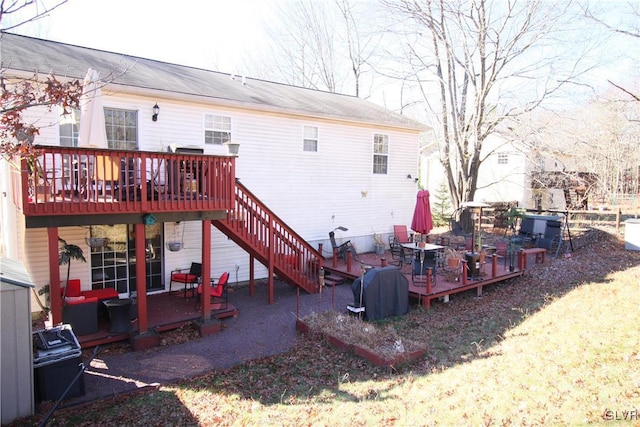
[224,141,240,156]
[375,244,385,256]
[167,242,182,252]
[86,237,108,248]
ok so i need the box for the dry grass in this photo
[13,227,640,426]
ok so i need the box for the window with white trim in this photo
[373,134,388,174]
[104,108,138,150]
[59,108,80,147]
[204,114,231,145]
[497,153,508,165]
[303,126,318,152]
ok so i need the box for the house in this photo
[0,32,427,348]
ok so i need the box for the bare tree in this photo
[380,0,602,211]
[0,0,67,31]
[256,0,379,97]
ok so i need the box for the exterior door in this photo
[89,224,164,296]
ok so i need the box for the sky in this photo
[4,0,639,118]
[7,0,277,74]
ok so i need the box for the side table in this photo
[103,298,133,334]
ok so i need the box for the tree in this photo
[256,0,378,97]
[380,0,601,213]
[58,237,86,298]
[1,0,81,162]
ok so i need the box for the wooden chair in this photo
[170,262,202,297]
[195,272,229,309]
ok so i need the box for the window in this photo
[59,108,80,147]
[497,153,508,165]
[104,108,138,150]
[303,126,318,152]
[373,134,388,174]
[204,114,231,145]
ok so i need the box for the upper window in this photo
[204,114,231,145]
[373,134,388,174]
[497,153,508,165]
[303,126,318,152]
[104,108,138,150]
[59,108,80,147]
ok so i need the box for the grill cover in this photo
[350,266,409,321]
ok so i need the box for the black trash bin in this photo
[33,324,85,403]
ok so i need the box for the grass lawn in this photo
[16,229,640,426]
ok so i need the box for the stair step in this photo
[324,275,345,287]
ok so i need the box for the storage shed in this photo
[1,257,35,423]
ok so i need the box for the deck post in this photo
[201,222,212,322]
[518,249,526,270]
[135,223,148,333]
[491,254,498,277]
[332,248,338,267]
[461,259,468,285]
[346,250,352,272]
[48,227,62,325]
[249,254,255,296]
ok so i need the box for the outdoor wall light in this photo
[152,103,160,121]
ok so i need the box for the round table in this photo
[103,298,133,334]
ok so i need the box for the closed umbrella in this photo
[78,69,114,198]
[411,190,434,235]
[78,68,108,149]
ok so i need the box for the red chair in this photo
[170,262,202,297]
[195,272,229,309]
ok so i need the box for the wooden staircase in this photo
[212,181,322,302]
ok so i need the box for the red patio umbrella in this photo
[411,190,434,235]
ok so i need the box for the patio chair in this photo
[329,231,353,262]
[393,225,412,244]
[411,251,437,285]
[388,235,411,267]
[170,262,202,297]
[195,271,229,309]
[536,220,563,256]
[443,254,463,282]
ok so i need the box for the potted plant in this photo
[59,238,86,299]
[373,232,386,255]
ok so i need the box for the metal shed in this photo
[1,257,35,424]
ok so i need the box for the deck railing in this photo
[213,181,321,296]
[13,146,235,216]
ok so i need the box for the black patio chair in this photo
[329,231,353,262]
[388,235,411,267]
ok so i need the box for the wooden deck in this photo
[58,292,239,349]
[322,248,533,309]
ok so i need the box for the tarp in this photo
[411,190,433,235]
[350,266,409,321]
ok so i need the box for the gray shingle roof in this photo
[1,32,427,131]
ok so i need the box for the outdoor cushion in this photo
[171,273,198,282]
[66,279,82,297]
[83,288,119,301]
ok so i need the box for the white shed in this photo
[1,258,35,424]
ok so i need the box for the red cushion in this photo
[66,279,82,297]
[171,273,197,283]
[83,288,119,301]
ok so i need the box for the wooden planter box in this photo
[296,319,426,367]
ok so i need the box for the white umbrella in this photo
[78,68,115,198]
[78,68,108,148]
